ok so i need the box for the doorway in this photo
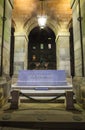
[28,26,56,70]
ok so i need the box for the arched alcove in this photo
[28,26,56,70]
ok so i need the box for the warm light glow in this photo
[38,15,47,28]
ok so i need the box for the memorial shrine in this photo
[11,70,73,110]
[15,70,68,86]
[0,0,85,129]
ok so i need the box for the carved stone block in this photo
[65,91,74,110]
[10,90,20,109]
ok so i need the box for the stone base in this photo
[73,77,85,109]
[10,90,20,109]
[65,91,74,110]
[0,76,11,108]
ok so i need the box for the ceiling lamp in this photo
[37,0,47,28]
[38,16,47,28]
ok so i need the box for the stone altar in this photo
[12,70,72,90]
[11,70,73,110]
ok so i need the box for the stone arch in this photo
[24,17,58,37]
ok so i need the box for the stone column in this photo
[56,31,71,76]
[2,0,13,75]
[0,1,13,107]
[81,1,85,76]
[0,1,3,74]
[71,0,84,76]
[14,32,28,75]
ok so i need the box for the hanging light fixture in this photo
[37,0,47,28]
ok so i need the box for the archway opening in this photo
[28,26,56,70]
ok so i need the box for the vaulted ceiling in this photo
[12,0,72,31]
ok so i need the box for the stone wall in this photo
[56,32,70,76]
[0,0,13,75]
[71,0,85,108]
[71,0,82,76]
[14,33,28,74]
[3,0,13,74]
[71,0,85,76]
[0,0,13,107]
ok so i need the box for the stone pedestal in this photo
[10,90,20,109]
[0,76,11,108]
[73,77,85,109]
[65,91,74,110]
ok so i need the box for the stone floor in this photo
[0,102,85,130]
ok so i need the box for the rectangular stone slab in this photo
[17,70,67,86]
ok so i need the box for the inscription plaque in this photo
[17,70,67,86]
